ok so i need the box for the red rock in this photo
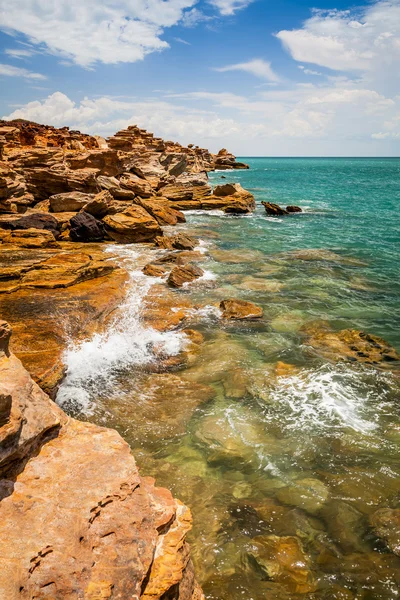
[103,205,162,243]
[220,298,263,320]
[262,201,289,216]
[167,264,204,287]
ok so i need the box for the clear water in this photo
[57,158,400,599]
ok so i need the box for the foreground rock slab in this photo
[0,324,203,600]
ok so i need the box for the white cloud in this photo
[215,59,280,81]
[173,37,191,45]
[276,1,400,78]
[298,65,323,76]
[0,63,46,79]
[0,0,199,67]
[5,48,34,59]
[208,0,255,15]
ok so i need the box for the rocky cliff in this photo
[0,320,203,600]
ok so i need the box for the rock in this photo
[119,172,154,197]
[220,299,263,320]
[103,205,162,243]
[370,508,400,556]
[168,264,204,288]
[0,213,60,239]
[246,535,316,594]
[70,211,106,242]
[286,249,366,265]
[136,196,186,226]
[286,205,302,213]
[143,263,169,277]
[322,501,367,553]
[82,190,113,218]
[155,233,198,251]
[201,184,255,214]
[49,191,94,212]
[276,478,330,515]
[261,201,289,216]
[0,330,202,599]
[1,228,59,248]
[213,182,245,197]
[302,323,400,369]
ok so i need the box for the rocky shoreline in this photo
[0,120,255,598]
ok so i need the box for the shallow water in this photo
[57,158,400,599]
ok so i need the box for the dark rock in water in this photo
[261,201,289,216]
[167,263,204,287]
[0,213,60,238]
[370,508,400,556]
[286,205,302,213]
[221,175,226,179]
[220,298,263,320]
[69,211,105,242]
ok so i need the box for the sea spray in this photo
[56,245,187,413]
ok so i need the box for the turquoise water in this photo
[208,157,400,347]
[58,158,400,600]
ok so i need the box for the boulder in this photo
[69,212,105,242]
[103,205,162,243]
[261,201,289,216]
[370,508,400,556]
[49,191,95,213]
[220,299,263,320]
[0,212,59,238]
[82,190,113,218]
[119,172,154,197]
[167,264,204,288]
[201,184,255,214]
[286,205,302,213]
[246,535,316,594]
[143,263,169,277]
[136,196,186,226]
[154,234,197,251]
[1,228,59,249]
[276,478,329,515]
[213,182,245,197]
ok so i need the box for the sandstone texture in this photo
[0,323,203,599]
[220,298,263,320]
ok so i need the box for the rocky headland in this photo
[0,120,254,598]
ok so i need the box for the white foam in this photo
[56,245,187,413]
[259,363,393,435]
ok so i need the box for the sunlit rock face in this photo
[0,322,203,599]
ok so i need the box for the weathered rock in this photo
[370,508,400,556]
[82,190,113,218]
[119,172,154,197]
[155,233,197,251]
[103,205,162,243]
[1,228,59,249]
[213,148,249,170]
[246,535,316,594]
[70,211,106,242]
[0,329,202,599]
[0,212,60,239]
[137,196,186,226]
[220,298,263,320]
[286,205,302,213]
[302,323,400,369]
[202,184,255,214]
[168,264,204,288]
[261,201,289,216]
[49,191,94,212]
[143,263,169,277]
[213,182,244,197]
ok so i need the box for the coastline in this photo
[1,122,400,599]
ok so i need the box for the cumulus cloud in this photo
[0,0,199,67]
[0,63,46,79]
[208,0,255,15]
[276,0,400,77]
[215,59,280,81]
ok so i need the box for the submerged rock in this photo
[370,508,400,556]
[220,298,263,320]
[302,323,400,369]
[276,478,329,515]
[246,535,316,593]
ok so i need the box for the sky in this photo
[0,0,399,156]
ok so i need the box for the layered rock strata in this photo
[0,321,203,599]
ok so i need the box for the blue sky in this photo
[0,0,399,156]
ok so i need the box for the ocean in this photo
[57,157,400,599]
